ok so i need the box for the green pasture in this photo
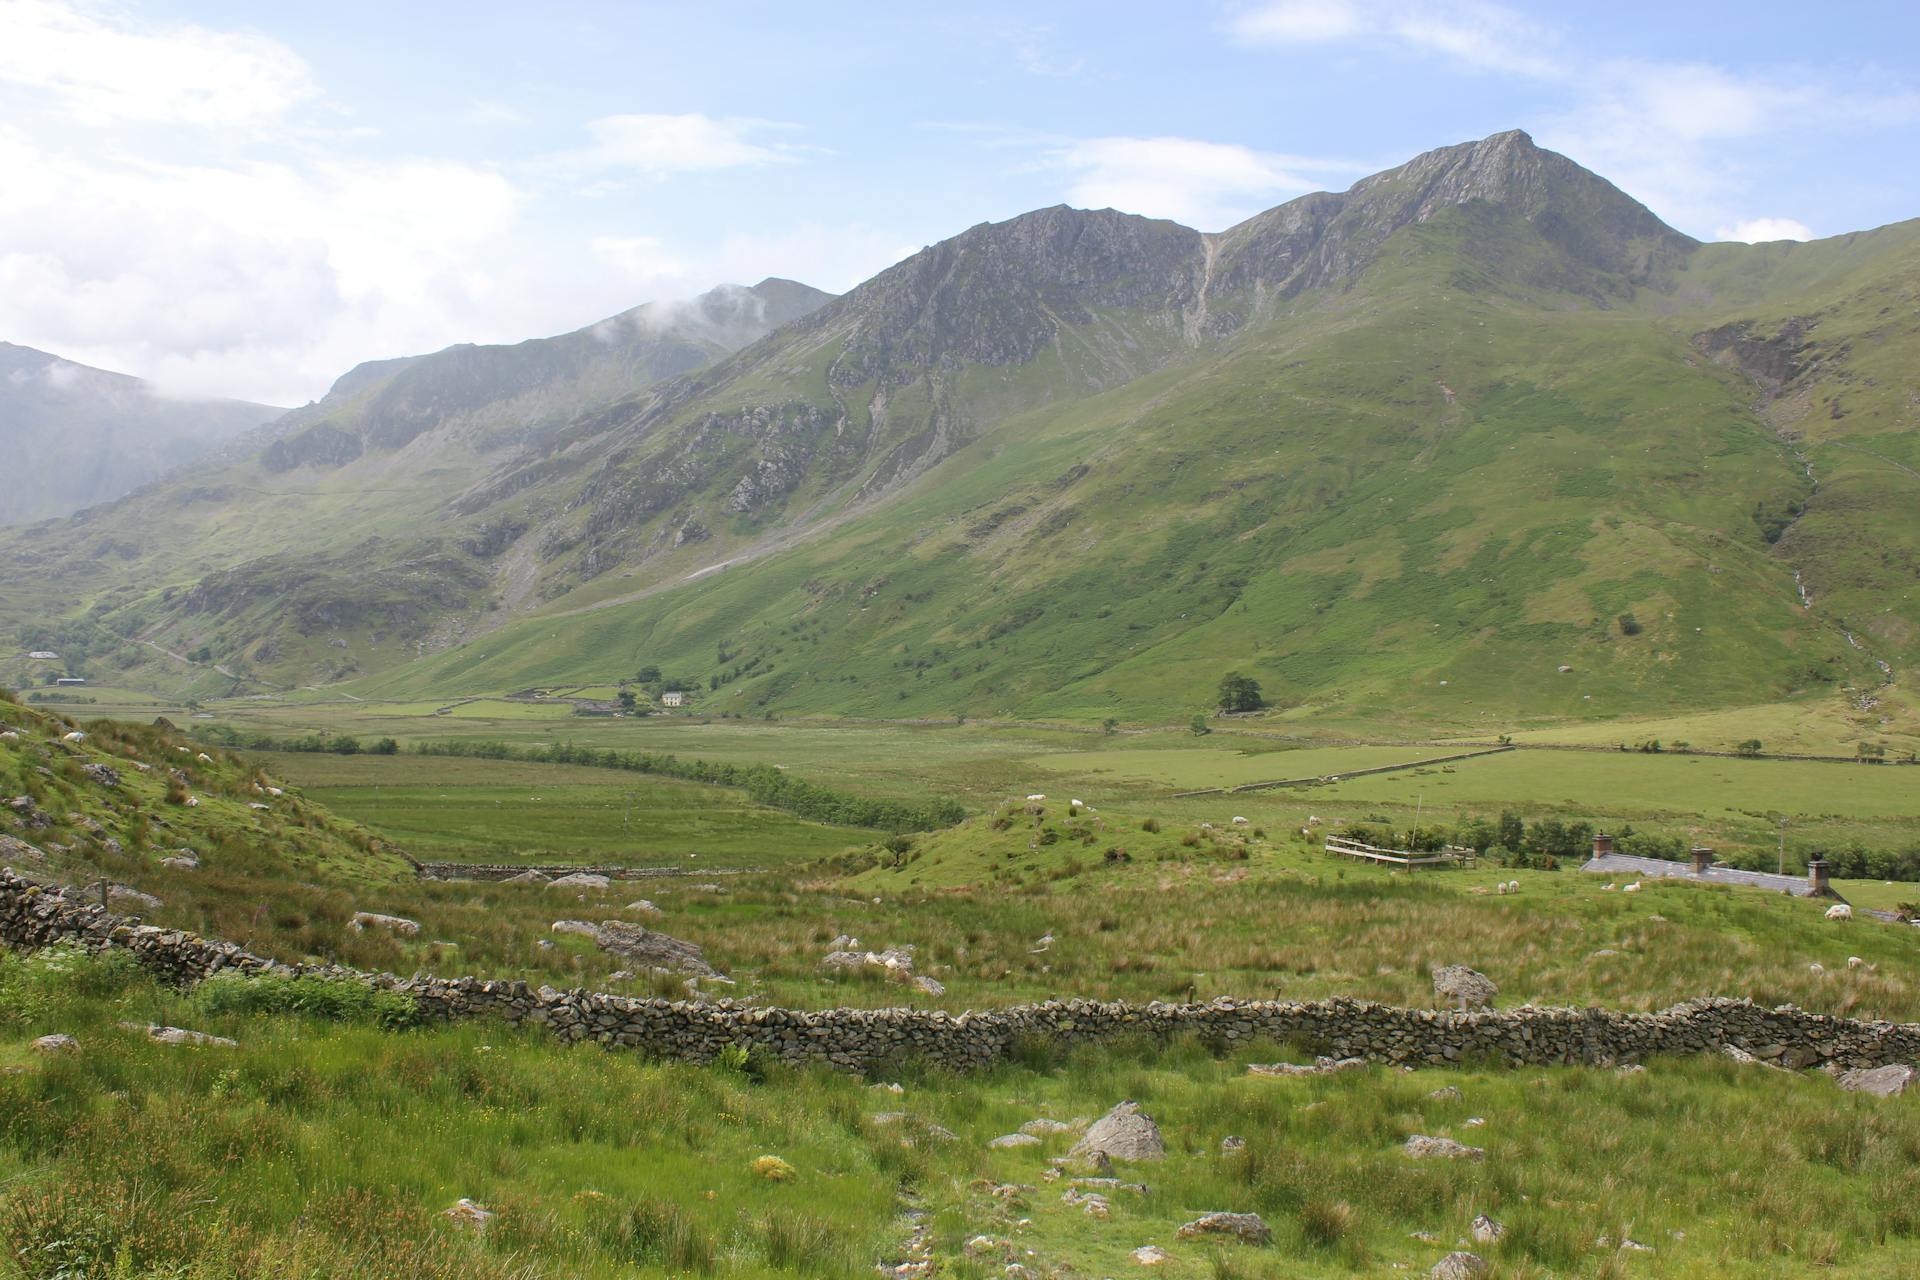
[259,752,867,868]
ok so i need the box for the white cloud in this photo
[589,222,916,306]
[552,113,801,178]
[1714,217,1814,244]
[0,0,317,127]
[0,125,524,403]
[591,235,687,279]
[1229,0,1560,78]
[1043,136,1326,228]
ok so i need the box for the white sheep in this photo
[1601,883,1617,891]
[196,752,214,764]
[1622,882,1641,894]
[1825,903,1853,921]
[1231,816,1250,826]
[1070,799,1085,809]
[62,731,85,743]
[1496,882,1511,896]
[1025,794,1046,802]
[1507,880,1519,893]
[1847,956,1866,969]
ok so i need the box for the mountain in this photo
[3,131,1915,738]
[0,344,282,525]
[0,279,833,691]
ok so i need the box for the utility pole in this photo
[1778,816,1788,877]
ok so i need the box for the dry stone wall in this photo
[5,868,1918,1074]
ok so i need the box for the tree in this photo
[1496,810,1525,852]
[1617,613,1642,636]
[634,665,662,684]
[1216,672,1264,714]
[371,737,399,755]
[1736,739,1763,757]
[1102,717,1119,735]
[618,689,637,712]
[1190,714,1211,736]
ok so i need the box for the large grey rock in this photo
[349,912,420,936]
[1071,1101,1164,1162]
[549,920,599,938]
[1175,1212,1271,1245]
[990,1133,1040,1149]
[1404,1135,1484,1160]
[592,920,721,978]
[1431,1252,1488,1279]
[122,1022,236,1047]
[1837,1064,1916,1097]
[31,1033,78,1054]
[548,872,610,890]
[1432,965,1497,1010]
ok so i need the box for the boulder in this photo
[1470,1214,1505,1243]
[348,912,421,936]
[1247,1056,1365,1077]
[444,1199,495,1229]
[1432,965,1497,1010]
[1837,1064,1916,1097]
[990,1133,1041,1149]
[1175,1212,1271,1246]
[502,870,551,884]
[1403,1135,1484,1160]
[1071,1101,1165,1162]
[548,872,610,890]
[592,921,722,978]
[912,974,946,997]
[1427,1086,1463,1102]
[31,1033,78,1054]
[1131,1245,1170,1266]
[1431,1252,1488,1279]
[1220,1135,1246,1154]
[1019,1118,1073,1137]
[80,763,120,788]
[123,1022,236,1048]
[550,920,599,938]
[627,900,661,915]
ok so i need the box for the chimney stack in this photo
[1592,832,1614,858]
[1808,858,1831,897]
[1690,846,1715,877]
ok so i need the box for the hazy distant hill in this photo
[0,344,282,525]
[3,132,1915,734]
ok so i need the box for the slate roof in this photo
[1580,852,1834,900]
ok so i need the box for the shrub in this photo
[1141,817,1161,834]
[192,973,421,1029]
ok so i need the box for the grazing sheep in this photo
[1026,794,1046,802]
[1826,903,1853,921]
[1622,882,1641,894]
[1506,880,1519,893]
[1601,883,1617,891]
[1231,816,1250,826]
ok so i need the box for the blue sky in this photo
[1,0,1915,403]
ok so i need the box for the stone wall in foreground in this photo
[5,868,1917,1074]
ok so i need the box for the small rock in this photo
[1427,1086,1463,1101]
[627,900,661,914]
[912,974,946,996]
[1470,1214,1505,1244]
[445,1198,494,1229]
[31,1033,79,1054]
[1431,1252,1488,1279]
[1175,1212,1271,1245]
[548,872,610,890]
[550,920,599,937]
[1404,1135,1484,1160]
[1131,1244,1169,1266]
[990,1133,1041,1149]
[1220,1135,1247,1154]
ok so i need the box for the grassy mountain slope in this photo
[0,342,282,525]
[5,132,1916,736]
[0,281,833,694]
[360,184,1900,727]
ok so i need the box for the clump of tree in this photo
[1216,672,1264,714]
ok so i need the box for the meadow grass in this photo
[259,751,867,868]
[4,947,1920,1278]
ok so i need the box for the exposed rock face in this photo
[31,1033,78,1054]
[123,1022,236,1048]
[1071,1101,1165,1162]
[1175,1212,1272,1245]
[80,763,121,788]
[1405,1135,1484,1160]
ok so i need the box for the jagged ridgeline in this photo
[3,131,1916,722]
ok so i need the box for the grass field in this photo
[261,752,868,868]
